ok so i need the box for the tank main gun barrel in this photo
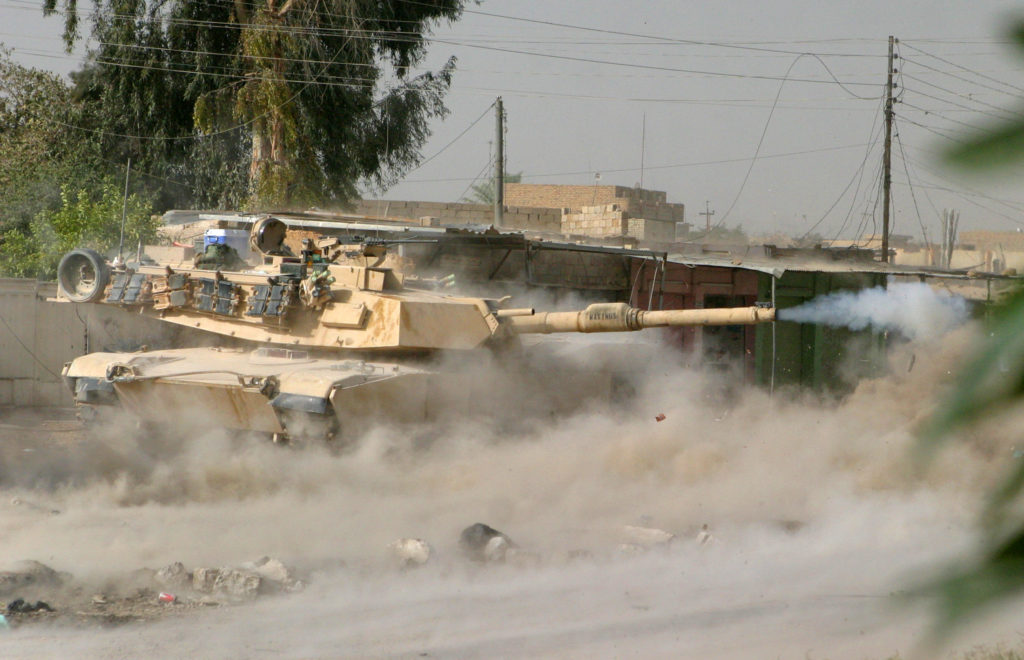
[505,302,775,335]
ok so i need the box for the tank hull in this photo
[61,346,619,443]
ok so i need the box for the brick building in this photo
[355,184,687,245]
[504,183,687,244]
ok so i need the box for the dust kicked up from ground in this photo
[0,323,1020,659]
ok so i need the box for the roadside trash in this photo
[696,524,716,546]
[389,538,433,567]
[6,598,53,613]
[0,615,8,630]
[623,525,675,549]
[91,594,107,605]
[459,523,516,563]
[157,592,176,604]
[655,413,666,422]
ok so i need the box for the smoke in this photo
[777,281,969,341]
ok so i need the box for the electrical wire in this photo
[799,95,885,240]
[892,118,930,244]
[898,53,1023,99]
[900,72,1024,120]
[901,40,1024,95]
[404,100,494,173]
[0,311,61,379]
[400,143,871,185]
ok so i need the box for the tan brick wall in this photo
[504,184,668,210]
[354,200,561,233]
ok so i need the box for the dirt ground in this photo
[1,334,1023,659]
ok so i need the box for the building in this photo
[353,183,688,245]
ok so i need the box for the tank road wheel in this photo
[57,248,110,302]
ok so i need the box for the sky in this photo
[4,0,1024,240]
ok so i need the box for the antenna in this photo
[116,157,132,266]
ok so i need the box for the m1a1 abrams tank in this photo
[56,218,776,444]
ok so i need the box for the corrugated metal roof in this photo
[197,211,1017,284]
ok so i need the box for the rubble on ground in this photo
[389,538,433,567]
[460,523,516,563]
[622,525,676,549]
[0,560,66,596]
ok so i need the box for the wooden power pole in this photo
[700,201,715,233]
[493,96,504,227]
[881,35,895,263]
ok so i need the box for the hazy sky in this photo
[4,0,1024,240]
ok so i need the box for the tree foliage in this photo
[0,48,102,235]
[914,20,1024,646]
[462,172,522,205]
[0,181,157,279]
[44,0,464,210]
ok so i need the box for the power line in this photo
[893,112,970,145]
[898,53,1024,99]
[900,73,1024,120]
[406,100,494,173]
[800,95,885,239]
[400,143,871,184]
[893,119,930,244]
[397,0,884,58]
[901,40,1024,95]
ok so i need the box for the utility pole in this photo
[493,96,504,227]
[700,200,715,233]
[640,112,646,190]
[881,35,896,263]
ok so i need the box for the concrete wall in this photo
[562,204,677,242]
[0,280,200,407]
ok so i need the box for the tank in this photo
[56,218,775,444]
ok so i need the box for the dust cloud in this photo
[0,322,1018,658]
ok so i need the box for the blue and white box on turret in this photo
[204,228,252,262]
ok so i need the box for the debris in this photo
[0,615,8,630]
[250,557,292,583]
[155,562,190,588]
[10,498,60,515]
[696,524,716,546]
[212,569,262,600]
[459,523,516,563]
[389,538,433,567]
[191,567,221,594]
[654,413,666,422]
[238,557,303,593]
[617,543,646,556]
[0,561,65,596]
[623,525,675,549]
[504,548,541,568]
[6,598,54,613]
[157,592,176,604]
[91,594,107,605]
[565,549,593,562]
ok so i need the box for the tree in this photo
[462,172,522,205]
[0,181,157,280]
[44,0,465,210]
[915,20,1024,646]
[0,49,103,236]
